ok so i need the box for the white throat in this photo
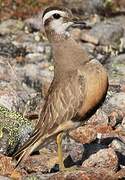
[51,20,72,35]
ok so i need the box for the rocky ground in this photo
[0,0,125,179]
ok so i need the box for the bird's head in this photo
[42,6,86,41]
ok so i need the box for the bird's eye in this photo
[53,13,61,19]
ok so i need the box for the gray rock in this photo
[15,63,53,92]
[122,117,125,128]
[89,22,124,46]
[61,0,105,15]
[0,176,11,180]
[106,54,125,81]
[108,92,125,111]
[0,42,26,58]
[0,88,30,113]
[110,139,125,156]
[82,148,118,171]
[0,19,24,35]
[110,16,125,33]
[25,12,44,32]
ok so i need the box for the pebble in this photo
[70,125,97,144]
[82,148,118,171]
[108,92,125,111]
[89,21,124,46]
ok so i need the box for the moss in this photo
[0,105,34,154]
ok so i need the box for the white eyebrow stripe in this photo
[43,10,66,24]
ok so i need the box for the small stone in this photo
[122,117,125,128]
[21,155,52,173]
[63,138,84,164]
[0,176,11,180]
[0,19,24,35]
[0,89,29,113]
[0,154,14,176]
[89,22,124,46]
[96,125,112,134]
[87,109,109,126]
[115,168,125,180]
[69,125,97,144]
[25,13,44,32]
[108,92,125,111]
[49,65,54,71]
[82,148,118,171]
[23,167,116,180]
[110,139,125,156]
[106,54,125,82]
[109,110,124,127]
[34,32,41,42]
[66,168,116,180]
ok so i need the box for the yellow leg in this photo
[56,132,65,171]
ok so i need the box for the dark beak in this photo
[72,21,87,29]
[70,16,90,29]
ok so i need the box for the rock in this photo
[87,109,109,126]
[61,0,107,15]
[0,176,11,180]
[108,110,124,127]
[82,148,118,171]
[115,168,125,180]
[18,63,53,92]
[0,57,10,82]
[110,139,125,156]
[0,154,14,176]
[63,138,84,165]
[20,154,56,173]
[25,13,44,32]
[0,19,24,35]
[0,88,30,113]
[23,168,116,180]
[61,0,125,17]
[122,117,125,128]
[0,42,27,58]
[0,106,34,155]
[108,92,125,111]
[106,54,125,81]
[69,125,97,144]
[89,21,124,46]
[96,125,112,135]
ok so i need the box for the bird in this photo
[13,6,108,170]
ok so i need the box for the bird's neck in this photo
[50,32,90,78]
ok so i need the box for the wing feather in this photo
[13,70,86,163]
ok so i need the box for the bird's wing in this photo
[37,70,86,134]
[13,70,86,165]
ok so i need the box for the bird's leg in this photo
[57,133,82,173]
[57,132,65,171]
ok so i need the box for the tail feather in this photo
[13,129,40,158]
[15,137,42,167]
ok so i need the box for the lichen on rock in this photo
[0,105,34,155]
